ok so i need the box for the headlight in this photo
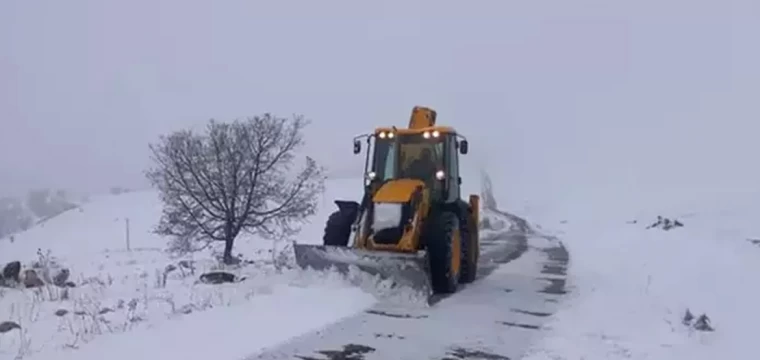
[367,171,376,180]
[378,132,387,139]
[423,130,440,138]
[435,170,445,180]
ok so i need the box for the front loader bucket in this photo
[293,244,432,294]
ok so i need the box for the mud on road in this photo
[253,209,570,360]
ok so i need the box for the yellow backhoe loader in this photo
[293,106,480,295]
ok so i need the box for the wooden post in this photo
[125,218,131,251]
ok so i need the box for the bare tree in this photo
[145,114,325,264]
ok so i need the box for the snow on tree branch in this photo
[145,114,326,263]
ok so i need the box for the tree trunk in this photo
[222,221,235,264]
[223,238,235,264]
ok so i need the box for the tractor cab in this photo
[353,107,469,203]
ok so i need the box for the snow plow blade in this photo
[293,244,432,294]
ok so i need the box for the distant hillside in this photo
[0,178,360,265]
[0,188,86,240]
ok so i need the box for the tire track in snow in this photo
[252,207,570,360]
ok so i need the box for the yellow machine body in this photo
[355,178,431,253]
[293,106,480,296]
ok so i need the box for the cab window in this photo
[373,139,396,181]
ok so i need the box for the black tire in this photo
[323,210,352,246]
[459,210,478,284]
[427,211,461,294]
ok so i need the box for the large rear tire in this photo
[459,211,478,284]
[427,211,461,294]
[323,210,352,246]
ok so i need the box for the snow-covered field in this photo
[4,166,759,360]
[514,187,760,360]
[0,177,395,360]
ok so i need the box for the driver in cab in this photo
[403,148,438,185]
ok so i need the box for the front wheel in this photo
[427,211,461,294]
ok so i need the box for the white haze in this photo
[1,0,758,201]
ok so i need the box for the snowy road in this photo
[252,209,569,360]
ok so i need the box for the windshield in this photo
[372,134,444,184]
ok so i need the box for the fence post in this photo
[125,218,131,251]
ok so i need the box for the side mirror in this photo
[353,140,361,154]
[459,140,469,154]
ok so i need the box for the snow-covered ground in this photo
[0,177,395,360]
[6,165,759,360]
[513,187,760,360]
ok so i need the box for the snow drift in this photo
[518,188,760,360]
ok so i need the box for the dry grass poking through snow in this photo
[0,237,428,359]
[0,244,276,358]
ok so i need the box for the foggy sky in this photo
[1,0,758,200]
